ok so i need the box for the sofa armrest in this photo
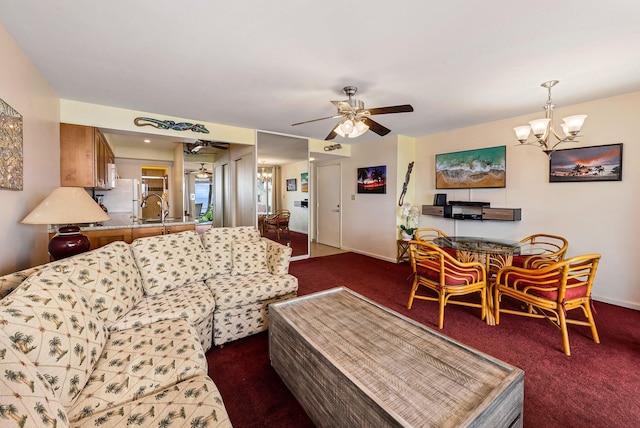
[262,238,293,275]
[0,265,46,298]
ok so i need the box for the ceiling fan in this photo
[292,86,414,140]
[184,140,229,154]
[192,163,211,178]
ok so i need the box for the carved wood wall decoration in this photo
[0,97,23,191]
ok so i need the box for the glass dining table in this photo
[431,236,542,326]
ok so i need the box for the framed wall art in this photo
[357,165,387,194]
[0,97,24,190]
[300,172,308,192]
[549,143,623,183]
[435,146,506,189]
[286,178,297,191]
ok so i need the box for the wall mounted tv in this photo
[435,146,506,189]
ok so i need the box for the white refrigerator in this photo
[100,178,140,219]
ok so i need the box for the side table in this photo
[397,239,411,263]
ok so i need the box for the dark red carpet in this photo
[206,252,640,427]
[263,229,308,257]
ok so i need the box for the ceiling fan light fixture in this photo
[340,119,354,134]
[334,119,369,138]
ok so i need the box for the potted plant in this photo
[399,203,419,240]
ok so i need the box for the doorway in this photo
[316,163,341,248]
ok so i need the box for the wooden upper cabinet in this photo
[60,123,114,189]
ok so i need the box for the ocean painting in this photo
[549,144,622,182]
[435,146,506,189]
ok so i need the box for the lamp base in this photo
[48,225,90,260]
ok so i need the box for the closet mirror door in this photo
[257,132,309,258]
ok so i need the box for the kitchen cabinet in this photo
[131,226,165,240]
[60,123,114,189]
[83,228,133,248]
[131,224,196,240]
[49,224,196,252]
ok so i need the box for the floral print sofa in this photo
[0,227,298,427]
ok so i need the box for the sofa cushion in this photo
[201,226,261,245]
[131,230,213,295]
[67,317,207,423]
[71,376,231,428]
[0,270,107,407]
[108,281,215,333]
[263,238,293,275]
[231,240,268,275]
[0,329,70,428]
[207,272,299,310]
[41,241,144,325]
[200,226,261,276]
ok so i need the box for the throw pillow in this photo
[231,241,268,275]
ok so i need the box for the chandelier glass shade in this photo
[514,80,587,156]
[335,118,369,138]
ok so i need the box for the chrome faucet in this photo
[141,193,169,222]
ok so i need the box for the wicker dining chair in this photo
[494,253,601,356]
[407,241,487,329]
[414,227,448,242]
[512,233,569,268]
[264,209,291,240]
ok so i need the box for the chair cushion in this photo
[507,274,586,301]
[416,260,481,285]
[231,240,268,275]
[0,270,107,407]
[0,329,70,428]
[131,231,213,295]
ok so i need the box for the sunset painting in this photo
[549,144,623,182]
[357,165,386,194]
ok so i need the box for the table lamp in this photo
[21,187,111,260]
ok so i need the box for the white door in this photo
[317,163,341,248]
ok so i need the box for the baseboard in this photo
[341,247,397,264]
[592,294,640,311]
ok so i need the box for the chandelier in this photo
[334,118,369,138]
[513,80,587,156]
[258,167,272,183]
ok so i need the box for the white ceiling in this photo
[2,1,640,143]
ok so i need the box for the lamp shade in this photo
[21,187,110,225]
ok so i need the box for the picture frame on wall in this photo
[357,165,387,194]
[435,146,506,189]
[549,143,623,183]
[286,178,297,191]
[300,172,308,192]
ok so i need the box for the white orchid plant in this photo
[400,203,420,237]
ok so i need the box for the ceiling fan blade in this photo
[292,115,339,126]
[325,129,338,140]
[366,104,414,115]
[362,117,391,136]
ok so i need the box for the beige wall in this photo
[339,134,401,261]
[0,26,60,274]
[412,92,640,309]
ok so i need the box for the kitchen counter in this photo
[79,217,197,231]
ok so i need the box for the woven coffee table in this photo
[269,287,523,428]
